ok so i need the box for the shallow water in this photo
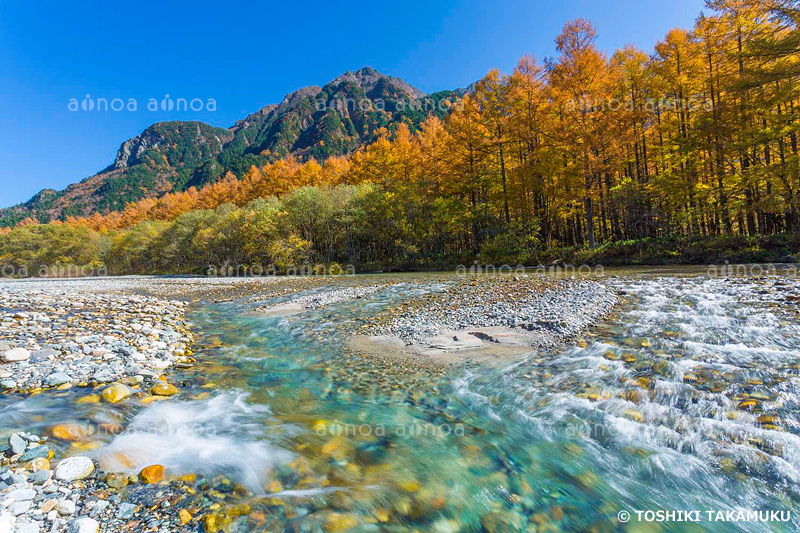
[3,267,800,531]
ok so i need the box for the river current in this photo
[2,267,800,531]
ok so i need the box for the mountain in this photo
[0,67,461,226]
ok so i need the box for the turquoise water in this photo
[3,269,800,531]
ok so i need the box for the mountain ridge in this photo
[0,67,460,226]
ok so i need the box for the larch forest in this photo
[1,0,798,275]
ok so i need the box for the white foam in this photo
[95,392,292,492]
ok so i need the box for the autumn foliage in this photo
[2,0,798,274]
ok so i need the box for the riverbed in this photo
[2,267,800,532]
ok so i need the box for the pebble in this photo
[103,473,128,489]
[12,523,40,533]
[29,470,52,485]
[19,447,50,463]
[67,517,99,533]
[117,503,137,519]
[150,382,178,397]
[40,499,58,514]
[44,372,72,387]
[2,348,30,362]
[100,383,132,403]
[139,465,165,484]
[54,457,94,482]
[89,500,108,517]
[6,489,36,502]
[9,501,32,516]
[8,434,27,455]
[57,500,76,516]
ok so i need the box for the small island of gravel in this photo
[351,276,618,363]
[254,284,387,316]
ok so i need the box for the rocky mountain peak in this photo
[329,67,424,99]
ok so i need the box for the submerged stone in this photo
[179,509,193,524]
[76,394,100,404]
[480,510,526,533]
[51,424,88,441]
[101,383,132,403]
[623,409,645,423]
[151,382,179,396]
[324,512,360,532]
[104,472,129,489]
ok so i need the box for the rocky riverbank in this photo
[0,286,192,395]
[0,275,352,394]
[0,280,194,531]
[352,277,619,361]
[0,429,278,533]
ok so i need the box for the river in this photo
[2,266,800,532]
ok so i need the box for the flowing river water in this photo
[3,267,800,532]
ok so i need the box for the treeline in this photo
[0,185,491,274]
[1,0,798,274]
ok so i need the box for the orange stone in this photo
[140,464,165,484]
[179,473,197,483]
[151,382,179,397]
[140,395,168,404]
[51,424,88,441]
[179,509,192,524]
[69,441,102,452]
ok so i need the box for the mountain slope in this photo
[0,67,459,226]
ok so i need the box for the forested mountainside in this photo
[0,67,460,226]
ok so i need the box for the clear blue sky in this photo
[0,0,706,208]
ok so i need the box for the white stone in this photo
[1,348,30,363]
[11,522,39,533]
[67,517,98,533]
[8,501,31,517]
[8,434,27,455]
[44,372,71,387]
[56,500,75,516]
[5,490,34,503]
[54,458,94,482]
[0,513,15,533]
